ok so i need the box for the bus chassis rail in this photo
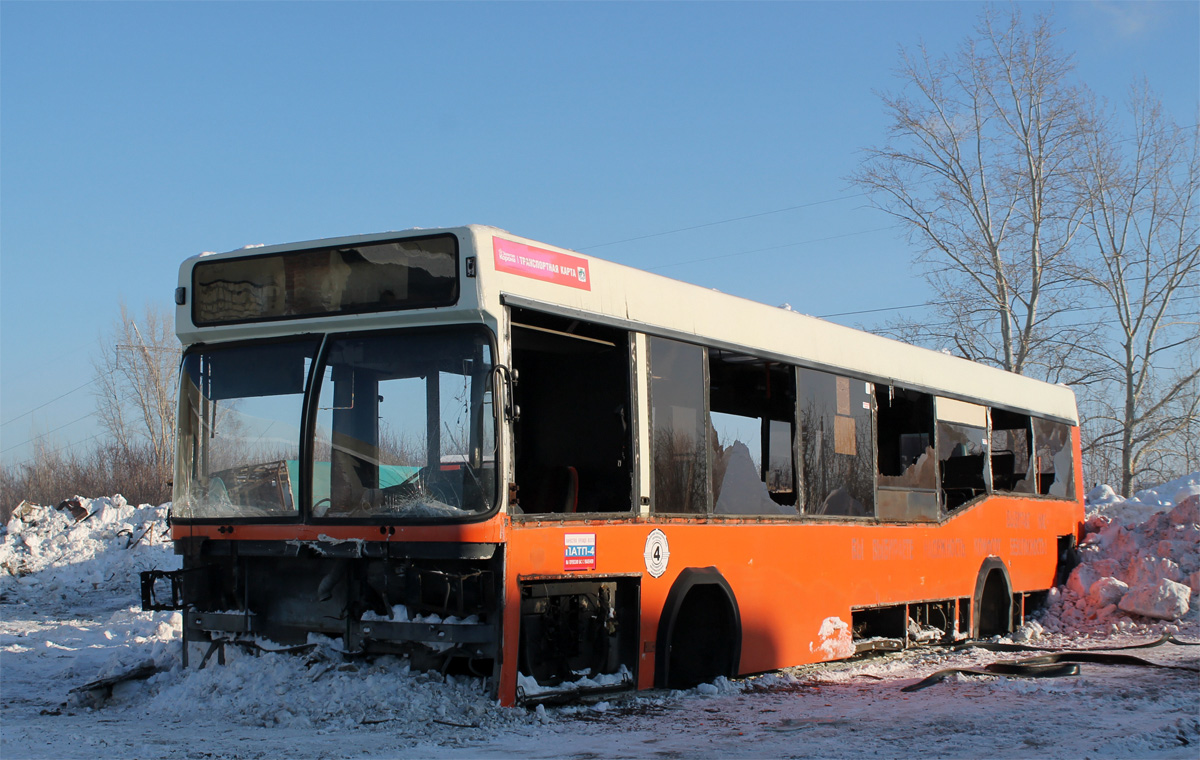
[140,567,211,611]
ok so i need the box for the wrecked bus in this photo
[143,225,1085,705]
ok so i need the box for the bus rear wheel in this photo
[973,559,1013,639]
[656,569,741,690]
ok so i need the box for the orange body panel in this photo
[497,492,1081,703]
[495,429,1085,705]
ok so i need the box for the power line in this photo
[883,301,1199,334]
[820,300,939,319]
[2,432,109,465]
[648,226,898,271]
[579,193,868,250]
[820,289,1200,321]
[1,380,94,427]
[0,411,98,456]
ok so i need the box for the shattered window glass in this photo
[938,421,988,510]
[990,409,1035,494]
[1033,418,1075,499]
[173,339,319,520]
[708,351,797,516]
[875,386,936,490]
[311,327,496,520]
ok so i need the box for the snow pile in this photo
[516,665,634,699]
[1034,473,1200,634]
[1086,472,1200,523]
[0,495,535,743]
[142,642,525,737]
[0,496,176,610]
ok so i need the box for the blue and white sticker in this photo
[564,533,596,571]
[644,529,669,578]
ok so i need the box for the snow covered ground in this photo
[2,482,1197,760]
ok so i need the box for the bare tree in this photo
[93,302,180,494]
[1072,88,1200,496]
[852,6,1097,383]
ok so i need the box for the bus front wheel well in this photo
[655,568,741,690]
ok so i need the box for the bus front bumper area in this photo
[141,539,504,680]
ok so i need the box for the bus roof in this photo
[177,224,1078,424]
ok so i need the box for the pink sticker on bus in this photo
[493,237,591,291]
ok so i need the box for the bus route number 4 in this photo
[644,529,670,578]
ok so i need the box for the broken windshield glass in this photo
[173,339,319,520]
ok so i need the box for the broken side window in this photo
[1033,418,1075,499]
[708,351,797,516]
[798,369,874,518]
[937,398,989,511]
[649,337,709,514]
[874,385,938,521]
[875,386,936,489]
[990,408,1034,494]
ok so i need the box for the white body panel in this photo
[176,224,1078,424]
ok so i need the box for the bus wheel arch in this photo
[973,557,1014,639]
[655,567,742,689]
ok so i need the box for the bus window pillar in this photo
[633,333,652,517]
[427,372,441,469]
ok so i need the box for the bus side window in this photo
[875,386,936,488]
[648,337,709,514]
[874,385,938,521]
[707,350,797,516]
[1033,417,1075,498]
[798,369,874,518]
[936,398,989,511]
[990,409,1034,493]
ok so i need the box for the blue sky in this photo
[1,1,1197,466]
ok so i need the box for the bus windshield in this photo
[174,339,319,520]
[310,327,496,520]
[172,327,497,522]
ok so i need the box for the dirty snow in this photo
[2,478,1198,759]
[1041,476,1200,633]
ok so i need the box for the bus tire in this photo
[655,567,741,690]
[973,558,1013,639]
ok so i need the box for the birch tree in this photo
[93,302,181,492]
[1073,89,1200,495]
[852,6,1096,383]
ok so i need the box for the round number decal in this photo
[644,529,670,578]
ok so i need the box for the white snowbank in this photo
[0,495,534,743]
[1,496,177,612]
[1086,472,1200,522]
[811,616,855,659]
[1030,472,1199,636]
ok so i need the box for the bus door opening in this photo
[509,308,633,516]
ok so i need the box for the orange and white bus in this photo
[147,225,1084,705]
